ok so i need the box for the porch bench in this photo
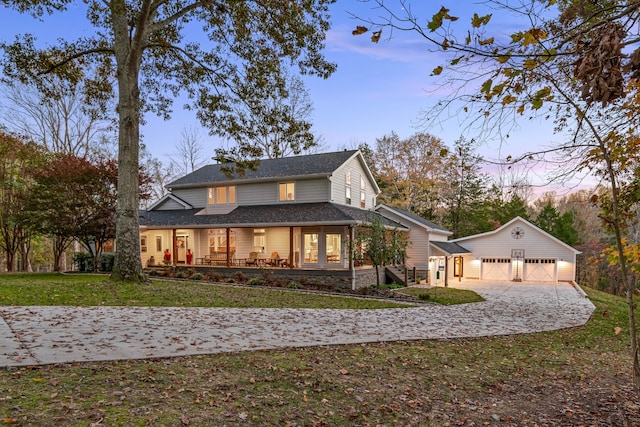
[204,251,234,265]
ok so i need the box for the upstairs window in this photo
[346,186,351,205]
[360,176,365,190]
[360,190,366,208]
[279,182,295,201]
[208,186,236,205]
[346,171,351,185]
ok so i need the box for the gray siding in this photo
[171,188,206,208]
[332,156,377,209]
[237,179,330,205]
[156,199,187,211]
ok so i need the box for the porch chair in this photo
[245,251,259,266]
[265,251,280,267]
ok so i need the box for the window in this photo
[360,176,365,190]
[216,187,226,204]
[303,233,319,264]
[209,229,236,254]
[326,234,341,264]
[140,236,147,253]
[279,182,295,201]
[253,229,266,253]
[346,171,351,185]
[208,186,236,205]
[345,186,351,205]
[155,236,162,252]
[360,191,366,208]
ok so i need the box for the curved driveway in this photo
[0,281,595,367]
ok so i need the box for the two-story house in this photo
[139,149,580,288]
[139,150,403,286]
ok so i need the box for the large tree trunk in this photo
[110,68,145,282]
[109,2,146,283]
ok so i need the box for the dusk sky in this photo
[0,1,595,194]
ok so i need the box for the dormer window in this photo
[279,182,295,201]
[208,185,236,205]
[360,177,366,208]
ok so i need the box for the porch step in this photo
[385,265,418,287]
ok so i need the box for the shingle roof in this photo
[140,202,407,229]
[430,241,471,255]
[377,205,450,232]
[168,150,360,188]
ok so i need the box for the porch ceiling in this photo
[140,202,407,229]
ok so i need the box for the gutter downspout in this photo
[350,225,356,291]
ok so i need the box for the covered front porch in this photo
[140,225,351,270]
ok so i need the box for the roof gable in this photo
[452,216,581,254]
[147,193,193,211]
[168,150,361,189]
[375,204,451,235]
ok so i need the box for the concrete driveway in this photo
[0,281,595,367]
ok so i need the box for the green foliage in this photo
[248,277,262,286]
[190,273,204,281]
[535,203,580,246]
[355,213,408,287]
[72,252,94,272]
[287,281,302,289]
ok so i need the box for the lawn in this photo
[395,285,485,304]
[1,275,638,425]
[0,273,413,309]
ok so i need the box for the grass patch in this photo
[0,287,637,426]
[0,273,411,309]
[396,285,485,305]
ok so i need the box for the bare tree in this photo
[169,125,208,177]
[0,76,111,157]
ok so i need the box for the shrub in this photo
[174,271,186,279]
[288,281,302,289]
[418,293,431,301]
[148,269,158,276]
[210,272,221,281]
[73,252,94,272]
[260,268,273,281]
[247,277,261,286]
[99,254,115,272]
[234,271,245,282]
[227,278,235,283]
[190,273,204,280]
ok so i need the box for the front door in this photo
[176,235,187,263]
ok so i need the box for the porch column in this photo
[350,225,356,291]
[226,227,231,267]
[444,256,449,287]
[172,228,177,266]
[289,227,294,269]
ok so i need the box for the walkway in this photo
[0,281,595,367]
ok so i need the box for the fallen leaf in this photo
[339,369,349,375]
[614,326,622,335]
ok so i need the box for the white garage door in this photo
[482,258,511,280]
[524,259,556,281]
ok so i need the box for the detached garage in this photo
[452,216,580,283]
